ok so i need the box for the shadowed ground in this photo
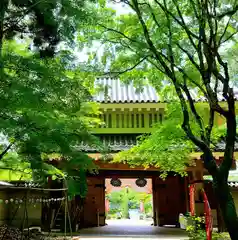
[78,219,188,239]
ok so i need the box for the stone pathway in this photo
[78,219,188,239]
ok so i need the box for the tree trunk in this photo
[0,0,8,53]
[213,179,238,240]
[70,195,82,232]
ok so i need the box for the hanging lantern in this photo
[110,178,122,187]
[136,178,147,187]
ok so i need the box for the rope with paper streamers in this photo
[0,197,66,205]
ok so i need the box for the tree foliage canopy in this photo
[115,102,227,177]
[85,0,238,176]
[114,104,195,176]
[0,0,102,197]
[0,0,96,57]
[84,1,238,236]
[0,40,101,194]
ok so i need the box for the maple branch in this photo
[216,5,238,19]
[131,0,173,79]
[176,43,201,73]
[171,0,198,51]
[221,31,238,45]
[99,24,139,44]
[147,58,166,75]
[138,2,161,28]
[154,0,200,43]
[181,76,206,141]
[206,107,214,144]
[103,56,149,77]
[0,143,13,160]
[218,16,232,46]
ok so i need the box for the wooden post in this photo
[191,167,204,216]
[184,176,189,212]
[97,209,100,227]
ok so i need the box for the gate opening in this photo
[105,178,153,226]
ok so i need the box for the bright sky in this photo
[75,1,131,63]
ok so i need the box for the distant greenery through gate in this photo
[106,187,153,221]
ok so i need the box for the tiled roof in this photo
[79,135,238,153]
[9,181,42,188]
[0,181,13,186]
[78,135,137,152]
[94,78,160,103]
[93,78,238,103]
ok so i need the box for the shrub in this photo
[186,215,230,240]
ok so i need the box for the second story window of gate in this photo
[99,111,163,129]
[131,114,134,128]
[126,114,130,128]
[136,114,140,128]
[108,114,112,128]
[116,114,120,128]
[149,113,153,127]
[99,113,112,128]
[103,114,107,128]
[149,112,163,128]
[141,114,145,127]
[121,114,125,128]
[114,113,148,129]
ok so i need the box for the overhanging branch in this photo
[99,24,139,44]
[176,43,201,73]
[172,0,198,51]
[174,80,208,153]
[131,0,173,79]
[154,0,200,44]
[206,107,214,144]
[216,5,238,19]
[155,51,208,98]
[138,2,161,28]
[221,31,238,45]
[181,76,206,141]
[218,15,232,46]
[147,58,166,75]
[0,143,13,160]
[102,56,148,77]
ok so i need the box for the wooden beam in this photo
[88,152,237,172]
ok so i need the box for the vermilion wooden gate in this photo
[153,175,187,226]
[81,177,106,227]
[82,174,188,228]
